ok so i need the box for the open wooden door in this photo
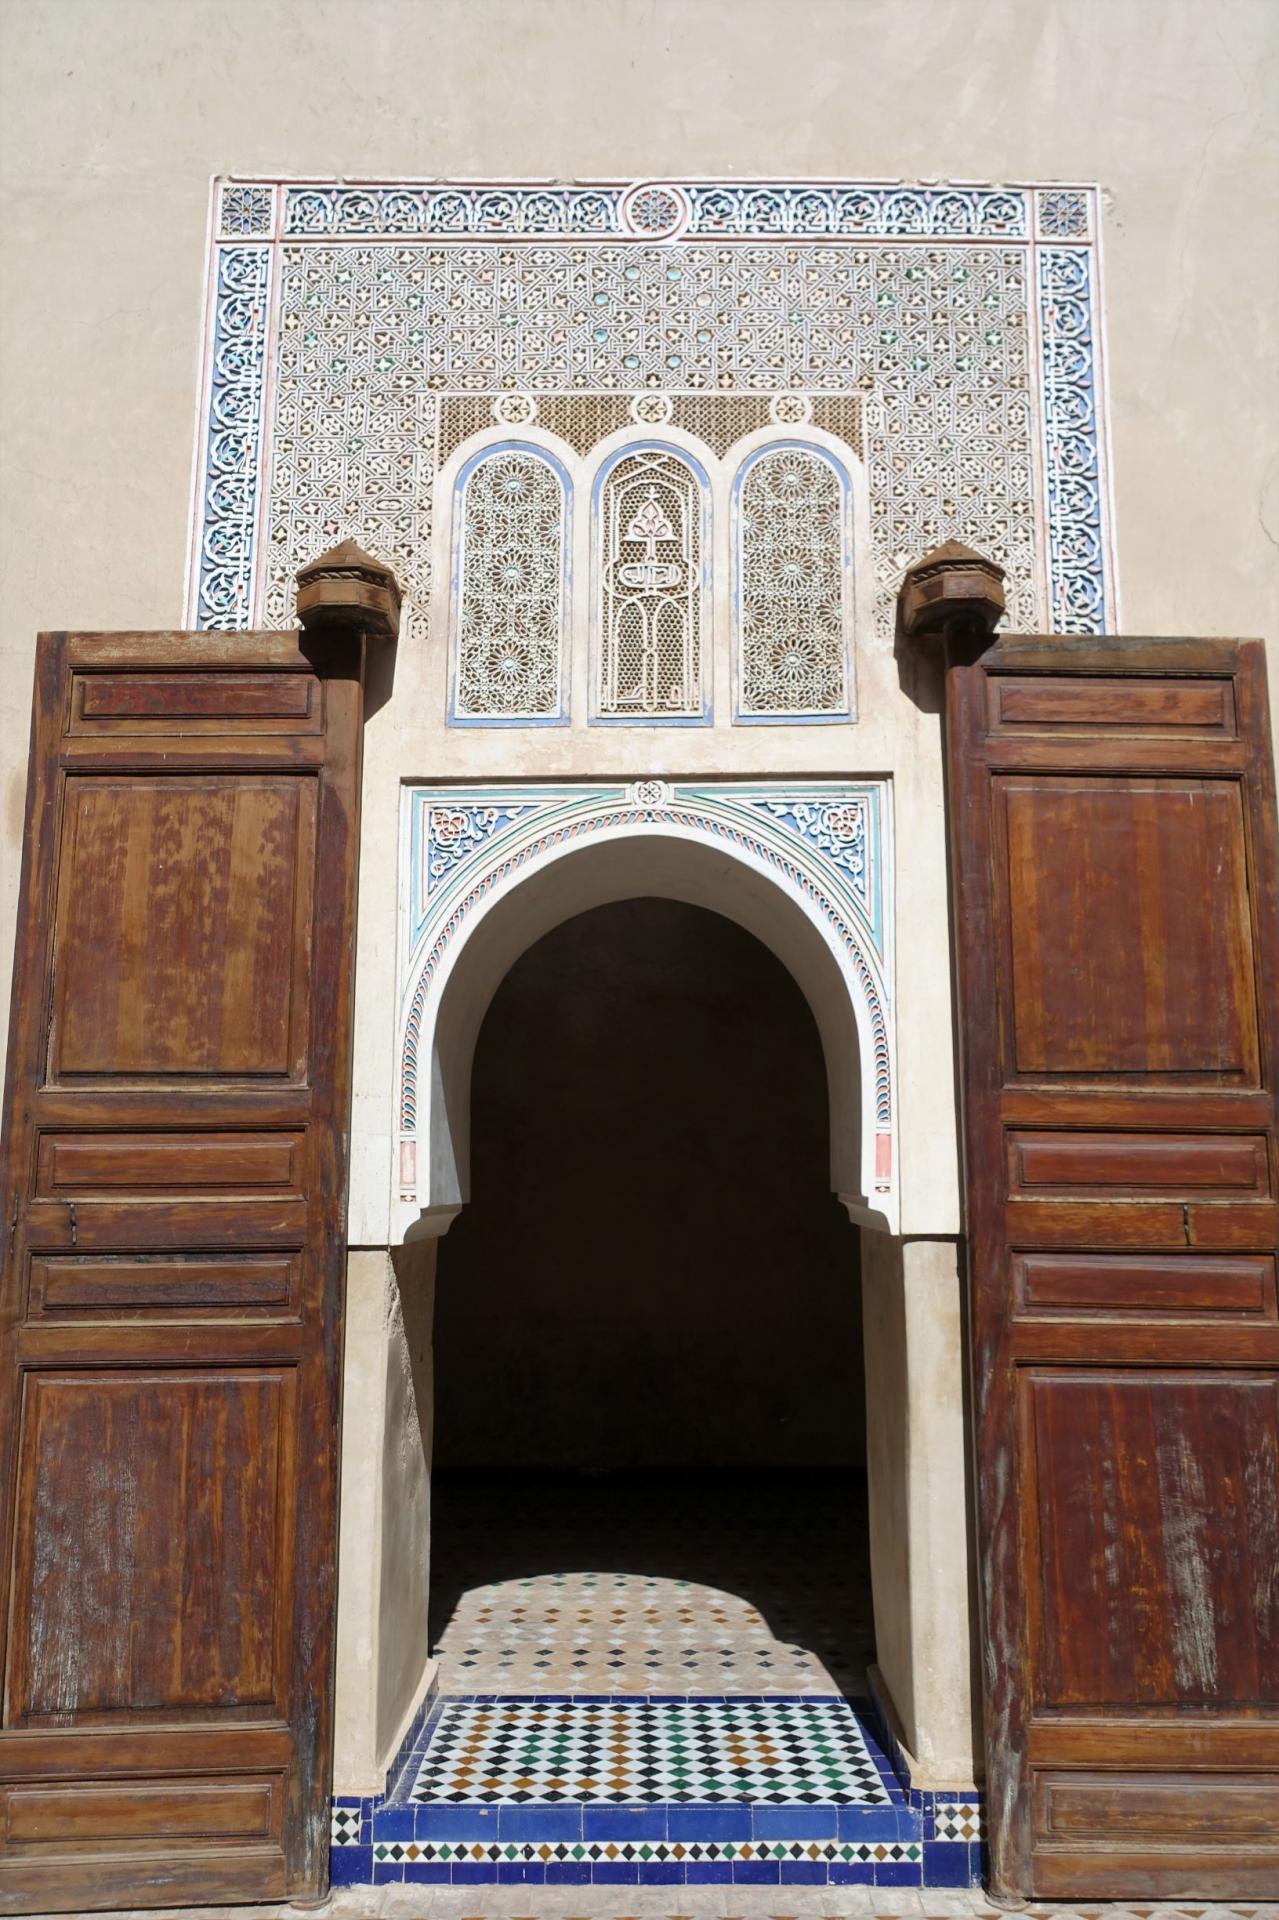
[912,548,1279,1899]
[0,551,397,1912]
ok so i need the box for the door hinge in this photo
[1182,1201,1193,1246]
[67,1200,77,1248]
[7,1193,17,1254]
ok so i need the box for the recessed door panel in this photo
[1028,1369,1279,1710]
[35,1131,305,1195]
[8,1369,294,1723]
[50,776,315,1081]
[1003,776,1258,1080]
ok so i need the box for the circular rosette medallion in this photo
[620,181,692,241]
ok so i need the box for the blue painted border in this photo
[193,244,271,629]
[1037,244,1110,631]
[270,180,1032,243]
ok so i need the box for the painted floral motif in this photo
[1037,188,1089,239]
[218,182,274,236]
[424,804,536,891]
[757,798,869,908]
[621,182,690,238]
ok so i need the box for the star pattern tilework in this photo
[408,1696,889,1807]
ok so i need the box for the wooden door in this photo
[0,626,366,1911]
[946,633,1279,1897]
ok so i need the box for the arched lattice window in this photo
[734,442,851,719]
[450,444,569,722]
[594,444,710,721]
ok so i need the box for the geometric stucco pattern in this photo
[189,179,1116,652]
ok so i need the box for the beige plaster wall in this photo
[333,1245,437,1795]
[861,1231,977,1785]
[3,0,1275,1797]
[2,0,1276,1196]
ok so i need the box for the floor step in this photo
[331,1695,983,1889]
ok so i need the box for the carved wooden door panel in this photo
[946,634,1279,1898]
[0,629,364,1912]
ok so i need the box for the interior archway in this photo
[428,897,875,1698]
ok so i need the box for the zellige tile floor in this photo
[407,1698,889,1808]
[428,1471,875,1696]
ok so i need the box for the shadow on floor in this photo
[427,1466,876,1695]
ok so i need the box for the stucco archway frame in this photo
[393,777,896,1239]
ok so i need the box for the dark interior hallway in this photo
[430,899,874,1697]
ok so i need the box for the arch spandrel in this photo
[394,780,896,1238]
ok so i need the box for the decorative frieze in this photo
[190,178,1115,657]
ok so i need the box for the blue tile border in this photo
[329,1689,985,1886]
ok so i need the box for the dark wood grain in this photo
[1003,777,1258,1078]
[1030,1369,1277,1708]
[989,674,1236,734]
[0,629,369,1911]
[51,776,314,1080]
[942,633,1279,1898]
[9,1369,291,1721]
[1014,1250,1276,1316]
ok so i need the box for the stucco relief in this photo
[188,177,1116,658]
[395,780,895,1237]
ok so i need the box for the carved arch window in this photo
[732,439,854,721]
[591,442,712,723]
[449,441,571,724]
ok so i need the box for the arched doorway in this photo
[331,787,979,1890]
[430,897,874,1698]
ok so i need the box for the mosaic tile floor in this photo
[428,1471,875,1695]
[336,1692,975,1887]
[333,1474,985,1887]
[408,1699,889,1807]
